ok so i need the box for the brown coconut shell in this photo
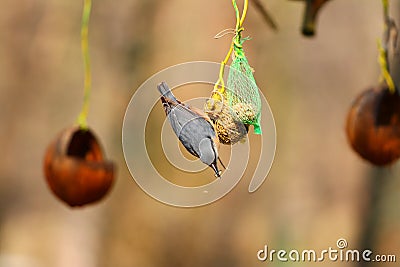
[346,85,400,166]
[300,0,331,36]
[44,126,115,207]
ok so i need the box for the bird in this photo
[157,82,224,177]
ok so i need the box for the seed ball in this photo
[43,126,115,207]
[214,112,247,145]
[232,102,257,123]
[205,99,248,144]
[346,85,400,166]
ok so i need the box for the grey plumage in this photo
[157,82,222,177]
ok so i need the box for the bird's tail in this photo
[157,82,177,102]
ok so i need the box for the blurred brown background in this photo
[0,0,399,266]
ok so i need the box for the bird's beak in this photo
[210,163,221,178]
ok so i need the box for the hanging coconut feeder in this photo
[44,126,115,207]
[346,85,400,166]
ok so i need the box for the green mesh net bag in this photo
[204,0,262,144]
[205,44,262,144]
[226,47,262,134]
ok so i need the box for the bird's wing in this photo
[166,101,216,157]
[160,94,218,159]
[162,97,195,125]
[177,118,215,158]
[190,106,214,126]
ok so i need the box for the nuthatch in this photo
[157,82,224,177]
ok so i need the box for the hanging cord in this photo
[378,40,396,93]
[378,0,396,94]
[77,0,92,129]
[212,0,249,100]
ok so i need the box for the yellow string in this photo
[77,0,92,129]
[378,39,396,93]
[239,0,248,27]
[382,0,389,18]
[213,0,249,99]
[233,0,241,31]
[378,0,396,94]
